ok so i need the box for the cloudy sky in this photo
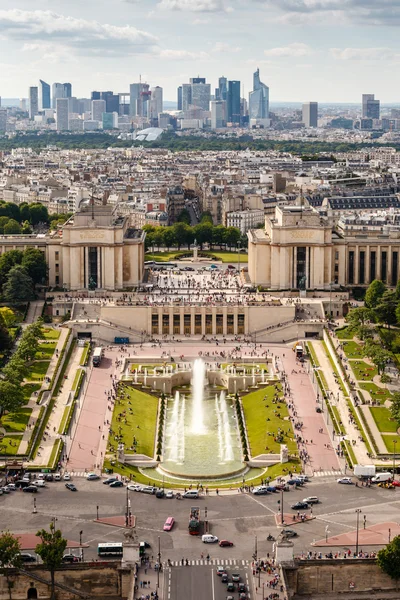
[0,0,399,103]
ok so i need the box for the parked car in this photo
[127,484,143,492]
[165,490,174,498]
[219,540,234,547]
[337,477,353,485]
[20,553,36,563]
[156,489,165,498]
[1,487,10,494]
[103,477,118,485]
[32,480,46,488]
[62,554,80,563]
[5,483,16,491]
[86,473,100,481]
[182,490,199,499]
[45,474,54,482]
[141,486,156,495]
[109,480,124,488]
[23,486,38,494]
[291,502,309,510]
[63,472,71,481]
[65,483,77,492]
[163,517,175,531]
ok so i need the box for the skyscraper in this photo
[129,82,150,117]
[362,94,380,119]
[249,68,269,122]
[92,100,106,122]
[177,87,182,111]
[211,101,225,129]
[38,80,51,110]
[29,87,39,119]
[182,84,192,112]
[0,108,7,133]
[52,83,72,108]
[101,91,119,113]
[56,98,69,130]
[91,91,101,101]
[150,86,163,122]
[227,80,241,124]
[218,77,228,101]
[302,102,318,127]
[191,81,211,111]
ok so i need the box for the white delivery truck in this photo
[354,465,376,479]
[371,472,392,484]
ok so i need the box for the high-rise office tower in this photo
[191,81,211,111]
[150,86,163,122]
[129,83,150,117]
[56,98,69,130]
[249,68,269,120]
[52,83,71,109]
[302,102,318,127]
[182,84,192,112]
[91,91,101,101]
[177,86,182,111]
[218,77,228,101]
[92,99,106,122]
[29,87,39,119]
[100,91,119,113]
[38,80,51,110]
[362,94,380,119]
[0,108,7,133]
[190,77,206,84]
[102,112,118,130]
[63,83,72,98]
[211,100,225,129]
[227,80,241,124]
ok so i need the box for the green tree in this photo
[21,221,32,234]
[0,323,12,354]
[2,358,27,384]
[3,220,21,235]
[193,222,213,249]
[0,250,23,288]
[346,307,375,339]
[365,279,386,308]
[0,216,10,234]
[21,248,48,286]
[390,392,400,428]
[212,224,226,248]
[0,203,20,222]
[172,222,191,250]
[224,226,241,249]
[177,208,191,225]
[0,531,22,600]
[200,211,213,224]
[162,227,176,251]
[0,307,16,328]
[28,203,49,226]
[375,290,397,329]
[35,522,67,600]
[0,381,24,418]
[3,266,34,303]
[377,534,400,588]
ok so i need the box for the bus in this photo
[97,543,123,557]
[92,347,103,367]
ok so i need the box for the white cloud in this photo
[0,9,158,56]
[330,47,400,61]
[212,41,241,53]
[157,0,228,11]
[159,48,210,59]
[264,42,312,57]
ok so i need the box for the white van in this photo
[202,534,218,543]
[53,473,62,481]
[183,490,199,499]
[371,472,392,483]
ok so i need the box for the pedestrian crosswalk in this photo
[69,472,89,477]
[168,558,250,567]
[313,470,342,478]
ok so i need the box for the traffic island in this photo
[274,512,315,527]
[313,521,400,547]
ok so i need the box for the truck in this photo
[354,464,376,479]
[92,347,103,367]
[371,472,393,484]
[188,506,201,535]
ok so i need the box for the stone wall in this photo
[0,563,132,600]
[284,560,397,598]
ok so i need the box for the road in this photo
[167,563,251,600]
[1,477,400,562]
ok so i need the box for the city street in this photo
[167,563,251,600]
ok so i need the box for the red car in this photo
[219,540,234,547]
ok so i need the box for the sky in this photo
[0,0,399,103]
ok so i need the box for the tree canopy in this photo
[365,279,386,308]
[377,535,400,582]
[35,522,67,600]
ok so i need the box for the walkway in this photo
[24,300,45,324]
[273,347,341,476]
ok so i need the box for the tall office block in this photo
[63,83,72,98]
[182,84,192,112]
[302,102,318,127]
[190,77,206,84]
[191,82,211,111]
[91,91,101,101]
[211,101,225,129]
[249,68,269,121]
[150,86,163,122]
[0,108,7,132]
[129,83,150,117]
[56,98,69,130]
[52,82,72,109]
[362,94,380,119]
[177,86,182,111]
[29,87,39,119]
[92,99,106,122]
[101,91,119,113]
[227,80,241,124]
[218,77,227,101]
[38,80,51,110]
[102,112,118,130]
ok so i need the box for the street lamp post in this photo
[157,536,161,590]
[32,498,37,514]
[96,505,99,520]
[280,488,284,524]
[79,530,84,562]
[355,509,361,556]
[393,440,397,479]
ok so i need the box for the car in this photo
[227,596,234,600]
[86,473,100,481]
[127,484,143,492]
[227,583,235,592]
[238,583,246,593]
[109,480,124,488]
[296,475,309,482]
[155,489,165,498]
[227,264,235,269]
[221,573,229,583]
[282,529,298,538]
[275,483,290,492]
[62,554,80,563]
[37,473,46,480]
[163,517,175,531]
[216,566,226,576]
[63,472,71,481]
[291,502,309,510]
[32,480,46,487]
[337,477,353,485]
[53,473,62,481]
[15,480,30,489]
[219,540,234,547]
[65,483,77,491]
[239,593,247,600]
[392,480,400,487]
[5,483,16,491]
[23,485,38,493]
[165,490,174,499]
[141,486,156,495]
[20,553,36,563]
[231,573,241,582]
[45,474,54,482]
[182,490,199,499]
[103,477,118,485]
[303,496,319,505]
[252,486,269,495]
[267,486,278,493]
[202,534,219,544]
[1,487,10,494]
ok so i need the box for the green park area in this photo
[382,434,400,453]
[34,341,57,360]
[350,360,378,381]
[370,407,398,433]
[107,386,159,458]
[335,327,351,340]
[145,250,248,264]
[22,383,40,402]
[0,435,22,455]
[359,382,392,404]
[0,407,32,433]
[342,340,364,359]
[25,360,51,381]
[41,328,60,340]
[241,384,297,457]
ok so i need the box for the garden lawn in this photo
[144,251,186,262]
[342,341,364,359]
[335,327,351,340]
[108,387,158,458]
[35,342,57,360]
[1,408,32,433]
[41,328,61,340]
[0,435,22,454]
[22,383,40,402]
[241,385,297,457]
[369,407,398,433]
[359,382,392,404]
[350,360,378,381]
[382,434,400,453]
[202,251,248,263]
[25,360,51,381]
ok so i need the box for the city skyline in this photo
[0,1,399,102]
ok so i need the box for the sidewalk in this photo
[135,561,162,600]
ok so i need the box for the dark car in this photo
[227,583,235,592]
[267,486,277,493]
[219,540,234,547]
[239,594,247,600]
[20,553,36,563]
[221,573,229,583]
[103,477,118,485]
[282,529,298,538]
[315,407,322,413]
[15,480,31,489]
[109,480,124,488]
[45,474,54,482]
[238,583,246,593]
[23,485,38,493]
[65,483,77,491]
[291,502,309,510]
[155,489,165,498]
[62,554,80,563]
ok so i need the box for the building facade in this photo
[302,102,318,127]
[56,98,69,131]
[249,68,269,124]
